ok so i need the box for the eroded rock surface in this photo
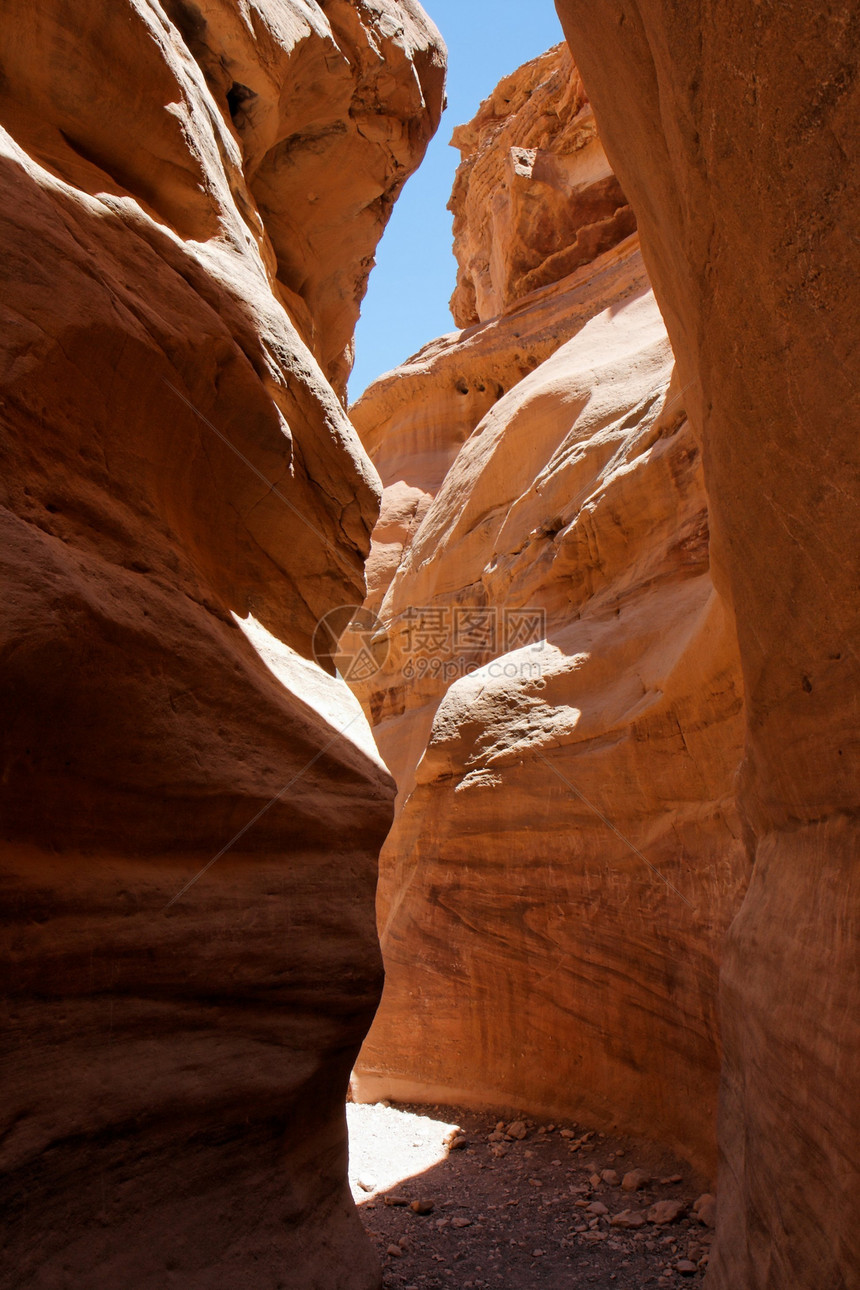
[0,3,444,1287]
[448,44,636,326]
[352,45,638,632]
[553,2,860,1286]
[351,51,747,1175]
[352,233,648,635]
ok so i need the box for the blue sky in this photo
[348,1,565,401]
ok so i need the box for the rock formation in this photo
[447,45,636,327]
[0,3,444,1287]
[552,4,860,1287]
[350,47,748,1174]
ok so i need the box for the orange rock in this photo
[554,1,860,1285]
[351,50,747,1175]
[448,45,636,326]
[0,2,444,1286]
[351,232,648,637]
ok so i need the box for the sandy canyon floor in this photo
[347,1102,715,1289]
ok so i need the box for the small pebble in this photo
[610,1209,646,1229]
[648,1198,686,1225]
[693,1193,717,1227]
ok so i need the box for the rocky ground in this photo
[347,1102,715,1289]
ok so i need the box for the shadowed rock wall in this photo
[553,2,860,1286]
[0,3,444,1287]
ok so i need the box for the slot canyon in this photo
[0,3,856,1290]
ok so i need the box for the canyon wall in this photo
[0,3,444,1287]
[552,2,860,1287]
[351,46,748,1173]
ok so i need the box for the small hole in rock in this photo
[226,82,255,122]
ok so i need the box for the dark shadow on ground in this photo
[347,1102,715,1290]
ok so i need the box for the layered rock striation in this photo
[552,4,860,1287]
[350,48,748,1173]
[0,3,444,1287]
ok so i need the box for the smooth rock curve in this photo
[0,3,444,1287]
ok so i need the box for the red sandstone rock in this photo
[610,1210,646,1230]
[0,3,444,1287]
[647,1198,685,1225]
[350,51,747,1176]
[448,45,635,326]
[692,1193,716,1229]
[351,232,648,637]
[553,2,860,1286]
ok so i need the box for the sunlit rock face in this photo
[350,48,747,1174]
[553,2,860,1286]
[0,3,444,1286]
[448,44,636,327]
[351,44,639,648]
